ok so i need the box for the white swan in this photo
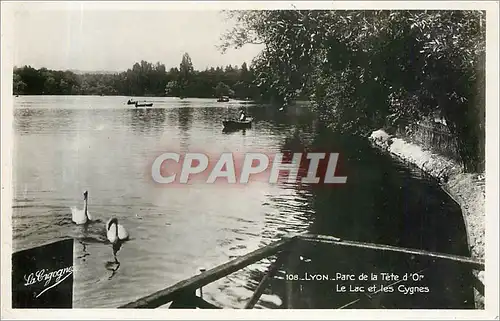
[106,217,129,260]
[71,191,92,225]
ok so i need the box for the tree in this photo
[43,76,57,94]
[13,73,27,94]
[165,80,179,97]
[215,81,234,97]
[178,53,194,97]
[220,10,486,171]
[241,62,248,73]
[12,55,258,100]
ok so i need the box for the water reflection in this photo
[128,108,167,133]
[177,107,193,151]
[13,97,474,309]
[14,109,41,133]
[177,107,193,132]
[105,261,121,280]
[200,106,222,124]
[76,240,90,261]
[222,127,248,135]
[15,108,78,135]
[257,130,475,309]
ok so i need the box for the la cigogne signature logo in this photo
[24,266,73,298]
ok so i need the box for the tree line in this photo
[13,10,485,172]
[220,10,485,172]
[13,53,260,100]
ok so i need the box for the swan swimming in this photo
[71,191,92,225]
[106,217,129,260]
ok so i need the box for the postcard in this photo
[1,1,498,319]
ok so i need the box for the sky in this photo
[11,2,264,72]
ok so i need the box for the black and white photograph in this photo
[1,1,498,318]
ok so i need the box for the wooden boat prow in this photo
[119,232,485,309]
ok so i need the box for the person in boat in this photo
[239,110,247,121]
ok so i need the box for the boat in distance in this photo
[135,102,154,107]
[222,117,253,130]
[217,96,230,102]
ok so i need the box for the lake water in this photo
[12,95,475,309]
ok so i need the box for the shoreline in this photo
[368,129,485,308]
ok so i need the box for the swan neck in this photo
[84,198,88,218]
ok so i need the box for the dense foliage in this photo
[220,10,486,172]
[13,54,258,100]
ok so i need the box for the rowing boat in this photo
[217,96,230,102]
[222,117,252,130]
[135,102,153,107]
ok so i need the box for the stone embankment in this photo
[369,129,485,308]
